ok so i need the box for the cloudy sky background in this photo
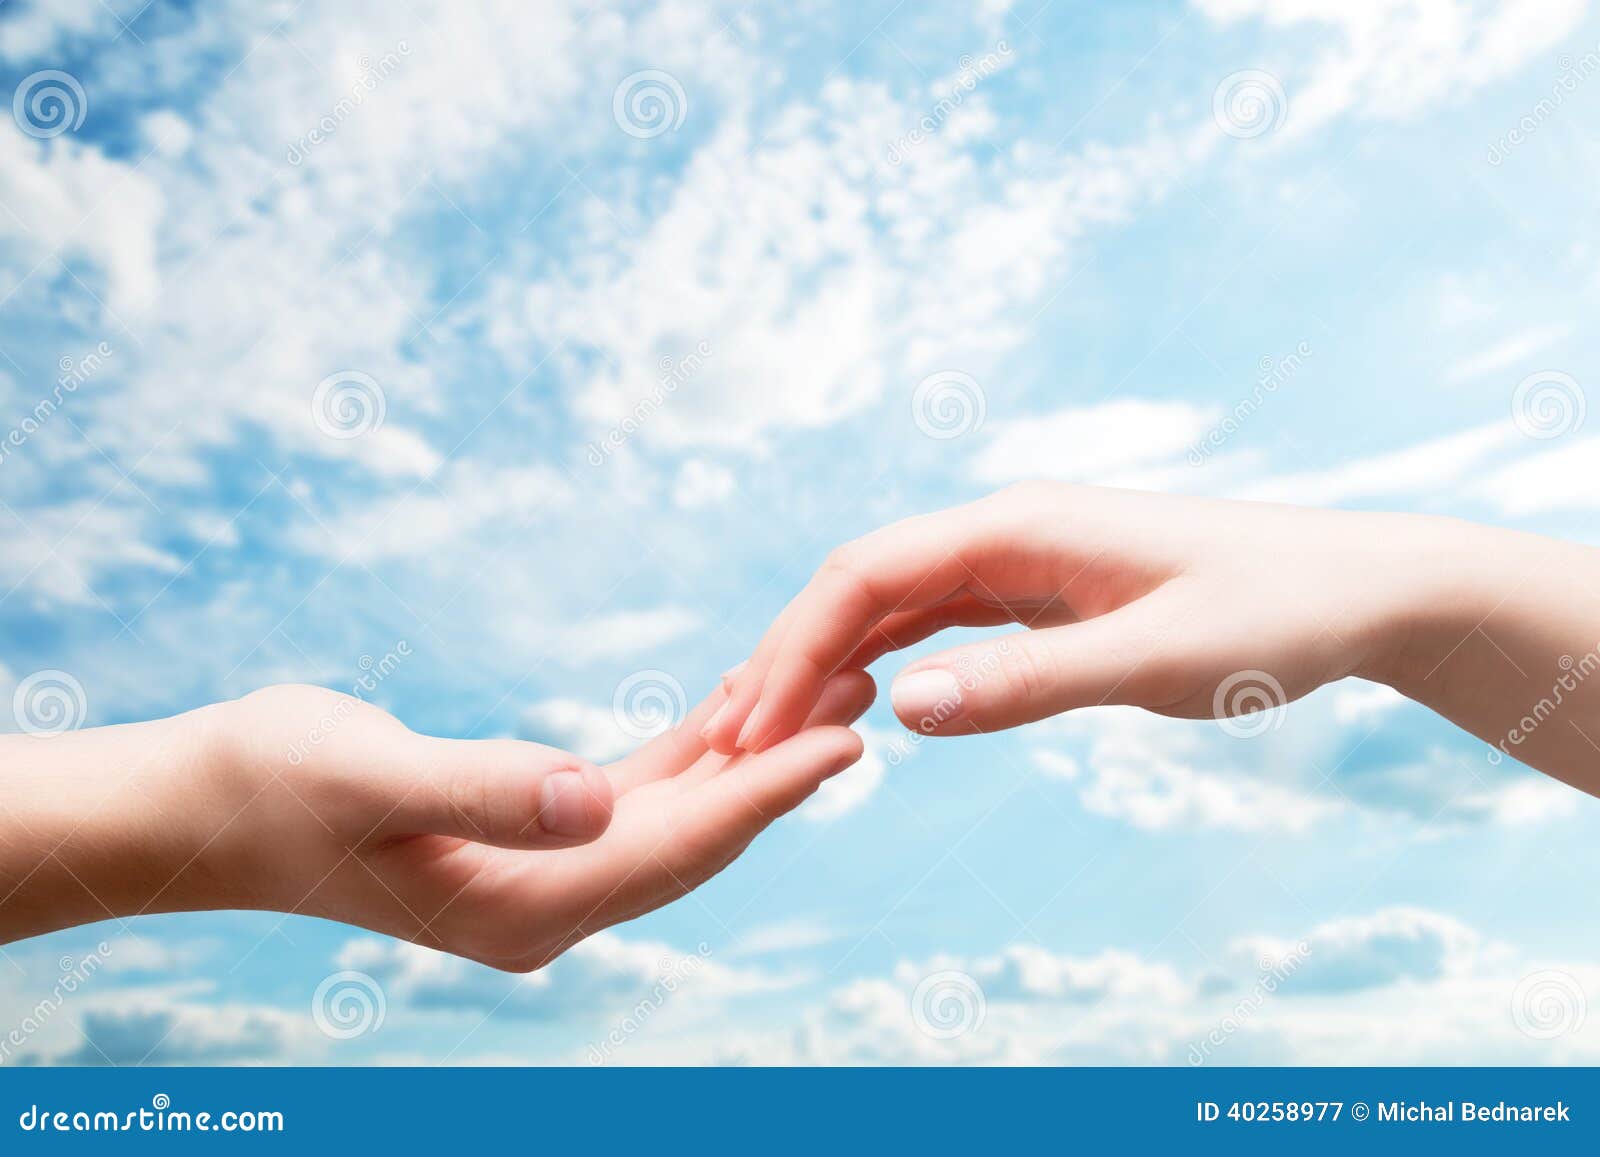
[2,0,1600,1065]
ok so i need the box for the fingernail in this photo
[826,751,859,778]
[720,660,748,688]
[891,669,964,725]
[735,703,765,750]
[539,771,597,837]
[700,700,731,740]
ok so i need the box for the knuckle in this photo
[998,638,1058,703]
[443,764,495,836]
[820,543,870,593]
[821,541,861,571]
[994,479,1060,507]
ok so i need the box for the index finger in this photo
[707,501,1000,753]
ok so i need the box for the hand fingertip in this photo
[831,733,865,775]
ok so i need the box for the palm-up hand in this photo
[189,674,872,971]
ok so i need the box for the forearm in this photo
[1365,516,1600,793]
[0,707,224,944]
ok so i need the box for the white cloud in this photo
[340,931,797,1019]
[0,496,180,608]
[1234,421,1520,505]
[1030,707,1340,833]
[520,697,634,762]
[1194,0,1588,138]
[672,458,737,509]
[700,906,1600,1065]
[296,462,570,563]
[1471,437,1600,515]
[1331,680,1408,724]
[800,723,895,822]
[1235,907,1479,993]
[1340,745,1582,827]
[1445,323,1572,383]
[0,128,164,313]
[572,606,702,662]
[968,399,1220,486]
[492,77,1211,454]
[0,0,112,62]
[730,918,842,957]
[59,999,306,1065]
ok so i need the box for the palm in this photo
[371,673,871,971]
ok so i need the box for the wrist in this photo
[0,703,234,943]
[1351,513,1505,693]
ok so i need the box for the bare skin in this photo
[707,482,1600,799]
[0,674,872,969]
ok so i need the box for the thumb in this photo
[385,735,615,849]
[888,603,1172,735]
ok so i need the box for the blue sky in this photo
[1,0,1599,1065]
